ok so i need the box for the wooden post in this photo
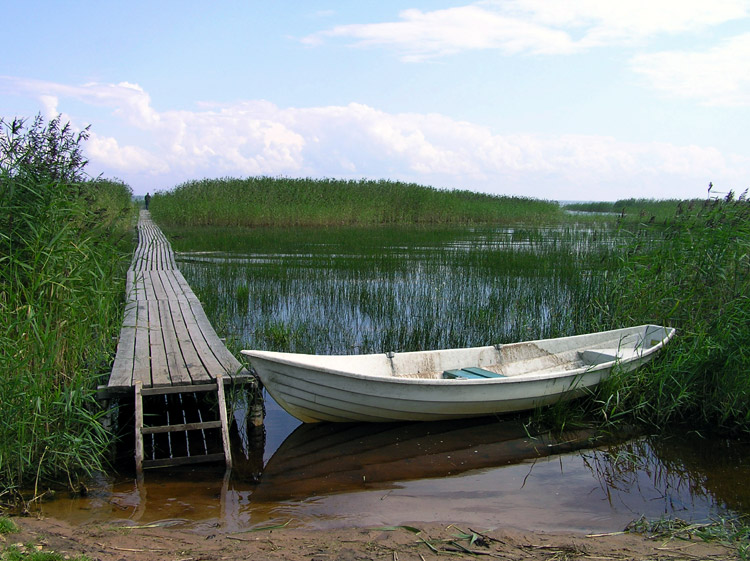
[249,380,265,427]
[216,374,232,470]
[134,380,144,475]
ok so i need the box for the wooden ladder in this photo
[134,374,232,473]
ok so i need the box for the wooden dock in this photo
[107,210,260,472]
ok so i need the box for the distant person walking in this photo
[144,192,151,210]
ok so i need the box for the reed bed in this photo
[167,190,750,436]
[171,225,615,357]
[0,116,134,495]
[565,198,704,223]
[149,176,563,227]
[594,191,750,434]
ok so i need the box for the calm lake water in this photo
[42,393,750,533]
[41,225,749,532]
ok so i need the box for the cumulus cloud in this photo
[631,32,750,106]
[304,0,749,60]
[1,76,746,199]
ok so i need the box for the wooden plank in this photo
[125,270,135,301]
[108,301,137,387]
[141,383,218,396]
[216,374,232,469]
[158,271,181,301]
[159,299,192,385]
[142,420,222,434]
[178,299,227,379]
[168,296,210,383]
[172,270,200,301]
[134,381,144,474]
[142,453,226,469]
[133,301,151,386]
[148,300,169,387]
[150,271,168,301]
[143,270,157,301]
[188,300,248,378]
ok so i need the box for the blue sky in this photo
[2,1,749,200]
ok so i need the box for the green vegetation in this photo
[565,197,704,223]
[168,187,750,436]
[627,515,750,559]
[0,517,18,535]
[594,192,750,434]
[0,115,134,496]
[172,225,613,357]
[150,176,563,227]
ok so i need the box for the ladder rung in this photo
[142,420,222,434]
[141,383,219,397]
[142,453,227,469]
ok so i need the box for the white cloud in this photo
[304,1,750,60]
[2,76,746,199]
[305,5,576,60]
[87,132,169,174]
[631,32,750,106]
[512,0,749,44]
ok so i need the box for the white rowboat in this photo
[242,324,675,423]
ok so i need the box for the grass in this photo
[166,185,750,437]
[171,224,615,358]
[564,197,705,223]
[149,176,564,227]
[627,515,750,559]
[0,115,134,496]
[592,191,750,434]
[0,517,18,535]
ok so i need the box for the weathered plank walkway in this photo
[108,210,252,391]
[107,210,259,472]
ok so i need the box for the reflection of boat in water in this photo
[243,325,675,422]
[252,417,602,501]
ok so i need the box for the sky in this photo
[2,1,749,201]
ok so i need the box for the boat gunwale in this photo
[242,325,675,387]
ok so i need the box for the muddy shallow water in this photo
[38,393,750,534]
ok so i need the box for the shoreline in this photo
[5,515,739,561]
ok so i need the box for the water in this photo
[41,395,750,533]
[38,224,748,532]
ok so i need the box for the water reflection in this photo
[39,399,750,533]
[253,417,598,502]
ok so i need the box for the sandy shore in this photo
[4,515,738,561]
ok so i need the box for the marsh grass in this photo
[593,192,750,433]
[171,225,615,358]
[161,179,749,436]
[0,116,134,495]
[150,176,563,227]
[565,198,702,223]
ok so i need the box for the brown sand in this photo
[4,515,739,561]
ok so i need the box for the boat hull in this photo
[243,325,675,423]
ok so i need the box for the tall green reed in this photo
[150,176,563,227]
[171,225,614,357]
[0,115,134,494]
[593,191,750,434]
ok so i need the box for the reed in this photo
[593,191,750,433]
[170,225,614,358]
[565,198,704,223]
[0,116,134,495]
[149,176,563,227]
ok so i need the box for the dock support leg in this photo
[249,380,265,427]
[134,380,144,475]
[216,374,232,470]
